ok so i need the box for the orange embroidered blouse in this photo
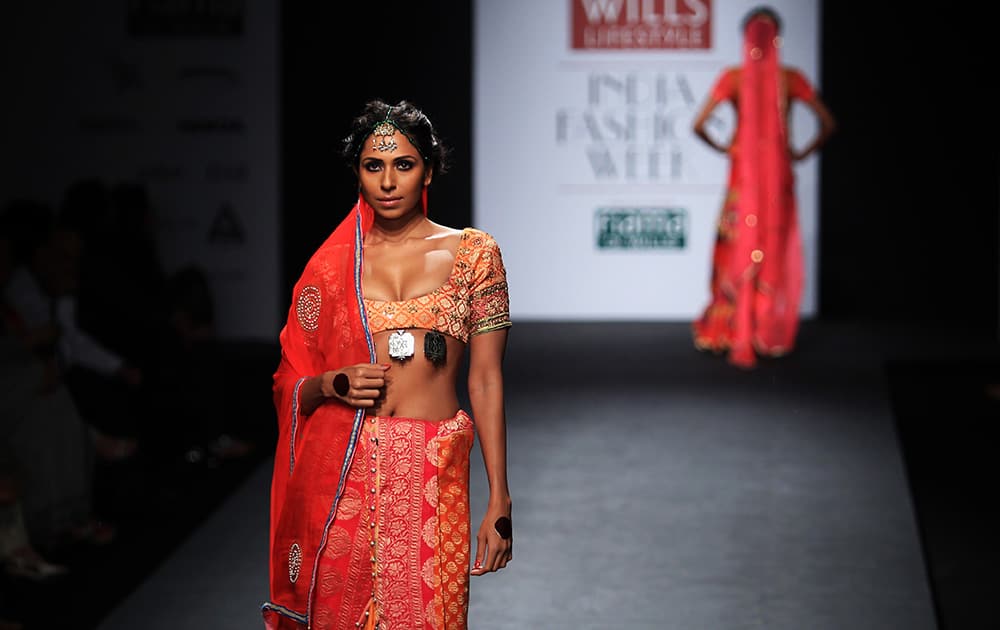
[362,228,511,344]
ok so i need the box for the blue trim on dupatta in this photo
[305,205,377,623]
[261,601,308,624]
[288,376,308,474]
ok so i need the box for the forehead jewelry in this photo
[365,107,425,158]
[371,109,399,153]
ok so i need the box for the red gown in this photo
[693,19,817,368]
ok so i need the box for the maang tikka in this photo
[371,108,399,153]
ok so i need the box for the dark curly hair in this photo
[741,6,782,34]
[341,99,449,175]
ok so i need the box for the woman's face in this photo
[358,128,432,220]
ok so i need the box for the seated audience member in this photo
[0,205,115,555]
[1,199,139,460]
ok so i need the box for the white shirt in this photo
[3,266,124,375]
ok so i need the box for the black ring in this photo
[493,516,512,540]
[332,373,349,397]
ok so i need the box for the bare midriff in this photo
[367,328,465,421]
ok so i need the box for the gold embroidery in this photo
[310,415,474,629]
[324,526,353,560]
[378,420,426,628]
[424,476,440,509]
[318,567,345,598]
[363,229,511,343]
[334,487,363,521]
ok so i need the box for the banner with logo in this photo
[0,0,278,340]
[474,0,821,320]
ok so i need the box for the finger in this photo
[351,374,385,389]
[491,539,509,571]
[356,377,386,389]
[344,365,370,378]
[349,387,382,398]
[471,537,486,575]
[483,536,497,572]
[489,538,509,572]
[498,542,513,569]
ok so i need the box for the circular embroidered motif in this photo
[323,526,353,559]
[288,542,303,583]
[296,285,322,332]
[319,568,345,597]
[334,487,363,521]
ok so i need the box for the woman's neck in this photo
[369,212,429,244]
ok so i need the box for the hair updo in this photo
[341,99,450,175]
[741,5,782,35]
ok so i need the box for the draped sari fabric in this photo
[263,197,375,627]
[263,192,474,629]
[309,411,474,629]
[693,16,807,368]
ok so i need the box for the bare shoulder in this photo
[424,222,465,256]
[425,221,464,240]
[428,224,501,246]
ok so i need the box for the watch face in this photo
[388,329,415,360]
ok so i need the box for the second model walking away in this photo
[691,6,836,369]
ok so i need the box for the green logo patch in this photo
[595,207,686,249]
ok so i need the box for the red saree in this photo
[263,197,474,629]
[693,16,815,368]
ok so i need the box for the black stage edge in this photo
[887,354,1000,630]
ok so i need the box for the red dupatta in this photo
[727,15,802,362]
[264,187,431,626]
[264,197,375,625]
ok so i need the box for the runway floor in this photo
[90,320,996,629]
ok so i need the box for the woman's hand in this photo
[320,363,389,408]
[471,502,513,575]
[789,146,809,162]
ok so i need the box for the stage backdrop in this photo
[0,0,279,341]
[474,0,821,320]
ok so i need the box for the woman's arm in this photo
[297,363,390,416]
[692,68,735,154]
[785,68,837,161]
[467,328,513,575]
[790,93,836,161]
[692,96,729,154]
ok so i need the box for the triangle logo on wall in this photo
[207,202,246,244]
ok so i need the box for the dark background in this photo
[281,7,999,628]
[282,2,999,329]
[3,2,996,628]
